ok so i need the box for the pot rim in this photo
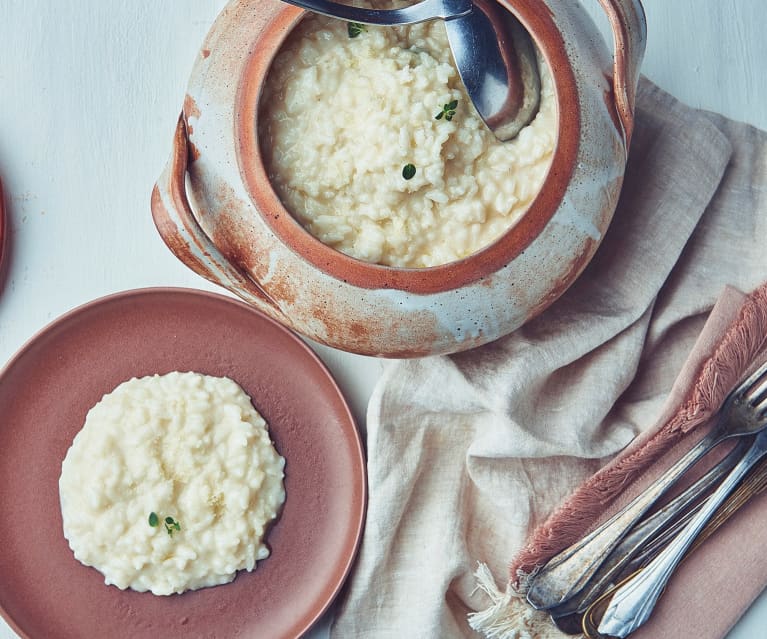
[234,0,580,294]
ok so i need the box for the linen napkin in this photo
[329,77,767,639]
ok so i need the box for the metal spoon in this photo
[599,425,767,637]
[279,0,541,141]
[582,450,767,638]
[548,440,748,634]
[526,358,767,611]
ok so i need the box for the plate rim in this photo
[0,286,367,639]
[0,178,6,275]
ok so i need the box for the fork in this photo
[599,425,767,635]
[582,449,767,638]
[526,358,767,610]
[547,439,747,633]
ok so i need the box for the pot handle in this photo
[596,0,647,146]
[151,113,286,318]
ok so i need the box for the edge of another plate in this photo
[0,178,6,274]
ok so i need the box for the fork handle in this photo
[547,439,745,620]
[279,0,472,25]
[598,431,767,638]
[526,434,713,609]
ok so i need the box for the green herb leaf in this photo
[160,516,181,537]
[435,99,459,122]
[402,163,416,180]
[347,22,366,38]
[149,512,181,536]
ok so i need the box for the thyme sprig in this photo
[148,512,181,537]
[435,99,459,122]
[348,22,366,38]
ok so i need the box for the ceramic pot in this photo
[151,0,646,357]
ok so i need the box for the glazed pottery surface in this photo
[152,0,646,357]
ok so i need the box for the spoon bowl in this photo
[279,0,541,141]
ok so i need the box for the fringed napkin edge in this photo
[468,281,767,639]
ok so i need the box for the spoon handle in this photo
[598,429,767,638]
[279,0,472,26]
[582,453,767,639]
[547,439,746,623]
[526,433,714,610]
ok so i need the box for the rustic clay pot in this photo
[151,0,646,357]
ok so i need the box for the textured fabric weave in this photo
[330,79,767,639]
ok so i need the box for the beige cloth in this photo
[466,284,767,639]
[330,78,767,639]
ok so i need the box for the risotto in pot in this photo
[258,1,557,268]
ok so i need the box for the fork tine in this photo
[746,372,767,404]
[735,358,767,402]
[749,381,767,408]
[752,396,767,418]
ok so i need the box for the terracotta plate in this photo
[0,288,366,639]
[0,178,5,271]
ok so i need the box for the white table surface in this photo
[1,1,765,637]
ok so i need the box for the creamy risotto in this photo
[59,372,286,596]
[258,1,557,268]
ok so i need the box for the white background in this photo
[1,1,766,637]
